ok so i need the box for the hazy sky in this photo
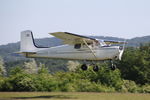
[0,0,150,45]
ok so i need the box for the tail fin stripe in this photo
[20,30,48,52]
[30,31,48,48]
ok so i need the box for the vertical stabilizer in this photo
[20,30,37,52]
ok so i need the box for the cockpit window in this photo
[74,44,81,49]
[98,40,107,46]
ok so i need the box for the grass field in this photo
[0,92,149,100]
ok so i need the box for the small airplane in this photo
[19,30,126,71]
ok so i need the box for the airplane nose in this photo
[119,46,123,50]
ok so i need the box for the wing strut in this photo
[83,39,97,60]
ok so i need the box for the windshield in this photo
[98,39,107,46]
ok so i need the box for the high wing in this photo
[49,32,98,45]
[104,40,127,45]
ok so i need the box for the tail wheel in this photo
[93,65,99,72]
[81,64,88,71]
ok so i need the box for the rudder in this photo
[20,30,37,52]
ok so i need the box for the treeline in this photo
[117,43,150,85]
[0,43,150,93]
[0,64,150,93]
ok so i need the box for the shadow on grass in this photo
[13,95,77,99]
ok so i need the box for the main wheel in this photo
[81,64,88,71]
[111,64,116,70]
[93,65,99,72]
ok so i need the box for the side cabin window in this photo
[74,42,100,49]
[74,44,81,49]
[98,40,107,47]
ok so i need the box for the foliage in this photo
[0,77,5,90]
[33,73,58,91]
[138,84,150,93]
[117,43,150,85]
[67,60,80,72]
[37,64,49,74]
[54,71,115,92]
[9,66,24,76]
[121,80,138,93]
[0,63,150,93]
[75,64,123,91]
[35,58,68,73]
[9,73,36,91]
[23,59,38,74]
[0,56,6,76]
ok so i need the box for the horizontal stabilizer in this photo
[15,52,36,54]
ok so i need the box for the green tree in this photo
[74,64,123,91]
[38,63,49,74]
[23,59,38,74]
[0,56,6,76]
[9,73,36,91]
[117,44,150,85]
[9,66,23,76]
[67,60,80,72]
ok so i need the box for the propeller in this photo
[118,40,127,60]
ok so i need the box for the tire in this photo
[81,64,88,70]
[111,64,116,71]
[93,65,99,72]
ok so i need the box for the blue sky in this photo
[0,0,150,45]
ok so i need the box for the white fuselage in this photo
[26,45,122,61]
[20,30,124,61]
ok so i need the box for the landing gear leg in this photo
[110,60,116,70]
